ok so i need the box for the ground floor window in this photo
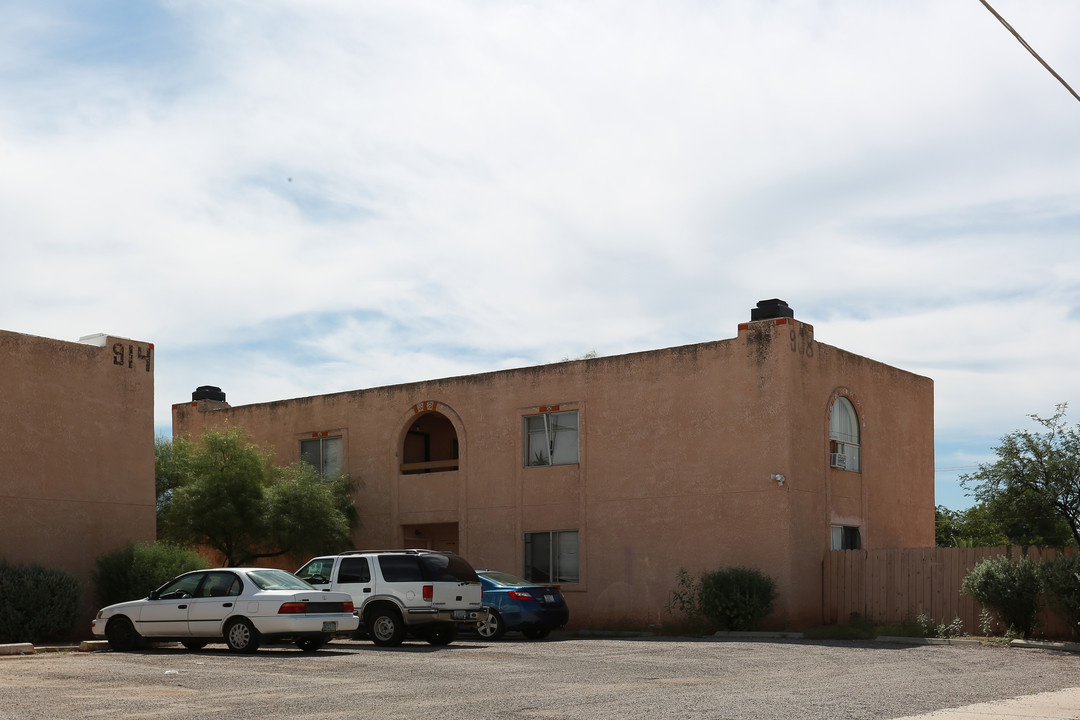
[300,435,343,479]
[831,525,862,550]
[524,530,579,583]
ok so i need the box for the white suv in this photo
[296,550,487,647]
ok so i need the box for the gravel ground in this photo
[2,636,1079,720]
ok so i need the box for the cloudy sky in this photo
[3,1,1078,510]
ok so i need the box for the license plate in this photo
[322,621,337,632]
[451,610,466,620]
[544,595,555,603]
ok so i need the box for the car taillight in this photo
[344,602,355,613]
[278,602,307,614]
[508,590,535,601]
[423,585,433,601]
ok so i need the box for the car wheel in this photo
[366,607,405,647]
[105,616,141,652]
[224,618,261,653]
[476,610,506,641]
[424,624,458,646]
[522,628,551,640]
[295,637,326,653]
[181,640,207,650]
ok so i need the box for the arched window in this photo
[829,397,861,472]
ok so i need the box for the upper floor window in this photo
[829,397,861,472]
[301,435,343,479]
[524,410,578,466]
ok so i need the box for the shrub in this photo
[92,542,206,609]
[1040,553,1080,638]
[960,555,1043,638]
[0,561,81,643]
[698,566,778,631]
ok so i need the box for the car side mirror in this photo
[148,590,160,600]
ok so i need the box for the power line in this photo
[977,0,1080,104]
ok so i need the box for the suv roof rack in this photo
[335,549,458,556]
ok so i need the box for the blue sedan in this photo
[474,570,569,640]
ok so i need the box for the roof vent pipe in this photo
[750,298,794,321]
[192,386,226,402]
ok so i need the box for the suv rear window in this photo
[420,553,480,582]
[376,553,480,583]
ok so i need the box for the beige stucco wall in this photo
[173,315,934,630]
[0,330,156,634]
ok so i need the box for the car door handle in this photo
[222,603,233,607]
[364,588,371,593]
[178,605,187,609]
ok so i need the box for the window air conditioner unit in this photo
[830,453,848,470]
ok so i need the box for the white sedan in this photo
[92,568,360,653]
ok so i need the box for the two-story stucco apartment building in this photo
[0,329,156,626]
[173,300,934,629]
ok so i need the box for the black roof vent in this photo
[192,386,226,402]
[750,298,794,321]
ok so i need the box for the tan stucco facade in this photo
[0,330,156,627]
[173,306,934,629]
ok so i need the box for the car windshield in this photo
[480,571,531,586]
[246,569,313,591]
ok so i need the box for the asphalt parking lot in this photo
[2,635,1079,720]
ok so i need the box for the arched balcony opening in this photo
[400,411,459,475]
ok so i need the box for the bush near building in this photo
[92,541,207,609]
[0,561,81,643]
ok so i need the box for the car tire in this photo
[105,616,141,652]
[424,624,458,646]
[522,628,551,640]
[181,640,207,650]
[476,609,506,641]
[366,607,405,647]
[224,617,261,653]
[295,637,326,652]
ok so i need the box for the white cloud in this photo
[3,0,1080,508]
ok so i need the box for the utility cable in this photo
[977,0,1080,104]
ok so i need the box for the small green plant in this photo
[979,607,996,637]
[92,541,206,609]
[961,555,1043,639]
[698,566,777,631]
[666,568,703,623]
[915,613,964,639]
[0,561,81,643]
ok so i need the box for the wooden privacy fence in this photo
[822,546,1078,638]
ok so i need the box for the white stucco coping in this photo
[0,643,35,655]
[1010,638,1080,653]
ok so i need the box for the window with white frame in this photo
[831,525,862,550]
[523,410,578,466]
[300,435,343,479]
[829,397,861,472]
[523,530,579,583]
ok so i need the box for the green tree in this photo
[960,404,1080,547]
[157,427,355,566]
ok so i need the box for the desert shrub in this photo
[92,542,206,609]
[1040,553,1080,638]
[698,566,778,631]
[960,555,1043,638]
[0,561,81,643]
